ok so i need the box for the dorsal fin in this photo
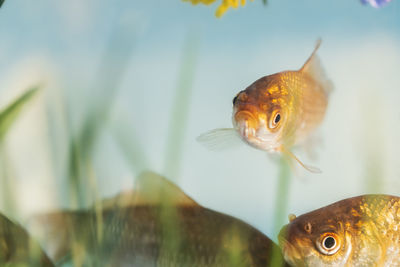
[101,171,199,208]
[300,39,333,95]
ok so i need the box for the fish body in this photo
[198,40,332,172]
[232,70,328,152]
[29,171,289,267]
[278,194,400,266]
[0,212,54,266]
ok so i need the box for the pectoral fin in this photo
[196,128,241,151]
[280,146,321,174]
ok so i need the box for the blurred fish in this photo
[0,212,54,266]
[29,171,289,267]
[198,40,332,173]
[361,0,392,8]
[278,194,400,266]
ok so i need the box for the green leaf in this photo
[0,0,4,8]
[0,86,40,140]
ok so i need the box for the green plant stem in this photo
[163,34,199,180]
[270,156,291,266]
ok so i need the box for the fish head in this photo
[278,209,353,267]
[232,78,289,151]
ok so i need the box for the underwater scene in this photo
[0,0,399,266]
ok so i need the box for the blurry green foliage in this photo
[270,156,291,266]
[65,21,136,208]
[164,34,199,180]
[0,87,39,141]
[0,86,40,217]
[0,0,4,8]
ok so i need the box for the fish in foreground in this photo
[361,0,392,8]
[198,40,332,173]
[29,171,289,266]
[0,212,54,266]
[278,194,400,266]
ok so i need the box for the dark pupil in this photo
[274,114,281,124]
[324,237,336,249]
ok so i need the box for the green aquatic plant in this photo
[0,0,4,8]
[270,156,291,266]
[164,34,199,180]
[0,87,39,141]
[0,86,40,216]
[63,21,136,208]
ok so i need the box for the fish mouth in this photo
[233,110,258,139]
[278,227,303,266]
[279,240,304,266]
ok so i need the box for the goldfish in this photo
[28,171,289,267]
[0,212,54,266]
[198,40,332,173]
[278,194,400,266]
[361,0,392,8]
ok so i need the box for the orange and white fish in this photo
[198,40,332,172]
[278,194,400,266]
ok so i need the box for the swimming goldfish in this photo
[198,40,332,173]
[0,212,54,266]
[29,171,289,267]
[278,194,400,266]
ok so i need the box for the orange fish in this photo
[278,194,400,266]
[198,40,332,172]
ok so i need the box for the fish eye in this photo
[316,233,340,255]
[269,110,281,129]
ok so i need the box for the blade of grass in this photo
[66,19,136,208]
[0,86,40,140]
[0,144,17,217]
[361,96,384,193]
[158,33,199,264]
[163,34,199,180]
[270,156,291,266]
[0,86,40,217]
[111,122,149,174]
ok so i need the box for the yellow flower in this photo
[183,0,216,5]
[183,0,253,17]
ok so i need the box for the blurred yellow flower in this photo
[183,0,253,18]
